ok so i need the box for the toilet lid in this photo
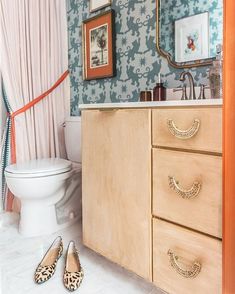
[5,158,72,176]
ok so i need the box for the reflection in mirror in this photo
[157,0,223,68]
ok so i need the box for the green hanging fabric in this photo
[1,81,11,210]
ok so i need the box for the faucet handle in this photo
[173,88,182,92]
[198,85,210,100]
[173,86,188,100]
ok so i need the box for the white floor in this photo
[0,213,165,294]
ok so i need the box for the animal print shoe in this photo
[34,236,63,284]
[63,241,84,292]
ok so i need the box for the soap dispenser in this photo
[209,44,223,99]
[153,74,166,101]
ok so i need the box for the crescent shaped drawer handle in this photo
[167,249,201,279]
[167,118,200,139]
[168,176,201,199]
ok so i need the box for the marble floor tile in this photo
[0,213,165,294]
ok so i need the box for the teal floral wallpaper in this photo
[160,0,223,59]
[67,0,222,116]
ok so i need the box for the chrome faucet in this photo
[179,71,196,100]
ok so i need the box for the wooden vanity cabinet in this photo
[81,105,222,293]
[82,109,152,280]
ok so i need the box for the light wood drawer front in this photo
[153,219,222,294]
[152,107,222,153]
[152,149,222,238]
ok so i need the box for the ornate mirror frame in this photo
[156,0,215,69]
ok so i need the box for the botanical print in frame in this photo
[83,10,116,80]
[175,12,209,63]
[90,24,109,69]
[90,0,111,13]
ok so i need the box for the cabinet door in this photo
[82,109,151,280]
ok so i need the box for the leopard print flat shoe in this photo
[34,236,63,284]
[63,241,84,292]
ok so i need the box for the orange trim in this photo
[9,70,69,164]
[84,11,114,80]
[6,70,69,211]
[223,0,235,293]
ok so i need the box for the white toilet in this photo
[4,117,82,237]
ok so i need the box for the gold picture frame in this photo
[82,10,116,80]
[156,0,214,69]
[90,0,112,13]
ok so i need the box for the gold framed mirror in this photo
[156,0,223,69]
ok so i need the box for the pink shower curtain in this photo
[0,0,70,211]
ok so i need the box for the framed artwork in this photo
[175,12,209,63]
[90,0,112,13]
[83,10,116,80]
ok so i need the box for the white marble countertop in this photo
[79,99,223,110]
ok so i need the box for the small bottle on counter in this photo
[140,90,152,102]
[153,73,166,101]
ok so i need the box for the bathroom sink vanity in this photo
[80,100,222,294]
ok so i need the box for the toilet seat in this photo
[5,158,72,178]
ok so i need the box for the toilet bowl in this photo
[4,117,82,237]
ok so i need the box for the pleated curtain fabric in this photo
[0,0,70,211]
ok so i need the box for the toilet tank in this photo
[64,116,81,163]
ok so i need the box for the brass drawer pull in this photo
[167,118,200,139]
[167,249,201,279]
[168,176,201,199]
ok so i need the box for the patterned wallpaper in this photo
[160,0,223,59]
[67,0,222,116]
